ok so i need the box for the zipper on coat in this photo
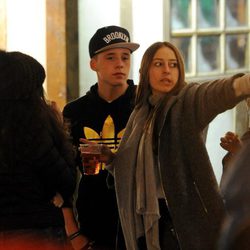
[193,181,208,214]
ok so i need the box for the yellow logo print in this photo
[83,115,125,152]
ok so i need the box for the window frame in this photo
[168,0,250,80]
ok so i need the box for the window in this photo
[170,0,249,79]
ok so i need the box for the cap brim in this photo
[94,42,140,55]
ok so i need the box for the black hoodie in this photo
[63,80,136,247]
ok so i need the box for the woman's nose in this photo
[164,63,170,73]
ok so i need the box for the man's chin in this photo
[110,81,127,87]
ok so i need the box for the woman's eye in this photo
[155,62,162,67]
[169,62,178,68]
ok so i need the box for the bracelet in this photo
[68,230,81,241]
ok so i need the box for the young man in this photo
[63,25,139,250]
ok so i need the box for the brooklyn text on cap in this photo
[89,25,140,58]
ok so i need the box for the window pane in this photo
[226,34,247,70]
[226,0,247,27]
[197,36,220,73]
[171,37,191,73]
[171,0,191,30]
[197,0,219,28]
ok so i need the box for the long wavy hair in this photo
[0,51,74,170]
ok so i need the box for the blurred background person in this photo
[219,140,250,250]
[220,98,250,186]
[0,50,76,249]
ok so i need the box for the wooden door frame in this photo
[46,0,79,110]
[0,0,6,49]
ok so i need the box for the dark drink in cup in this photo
[79,144,102,175]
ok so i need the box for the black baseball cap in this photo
[89,25,140,58]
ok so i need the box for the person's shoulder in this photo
[64,95,86,109]
[126,79,137,95]
[127,79,137,88]
[63,94,91,118]
[64,83,98,110]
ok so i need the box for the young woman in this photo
[87,41,250,250]
[0,50,76,249]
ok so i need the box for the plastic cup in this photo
[79,144,102,175]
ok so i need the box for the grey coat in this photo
[112,74,247,250]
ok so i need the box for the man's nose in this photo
[116,58,124,68]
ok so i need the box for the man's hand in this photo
[51,192,64,208]
[220,131,242,154]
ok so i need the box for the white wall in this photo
[78,0,120,95]
[206,109,236,183]
[5,0,46,87]
[132,0,164,84]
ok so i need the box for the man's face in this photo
[90,48,131,87]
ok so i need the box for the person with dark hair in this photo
[219,129,250,186]
[219,98,250,186]
[0,50,76,249]
[218,140,250,250]
[94,41,250,249]
[63,25,139,250]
